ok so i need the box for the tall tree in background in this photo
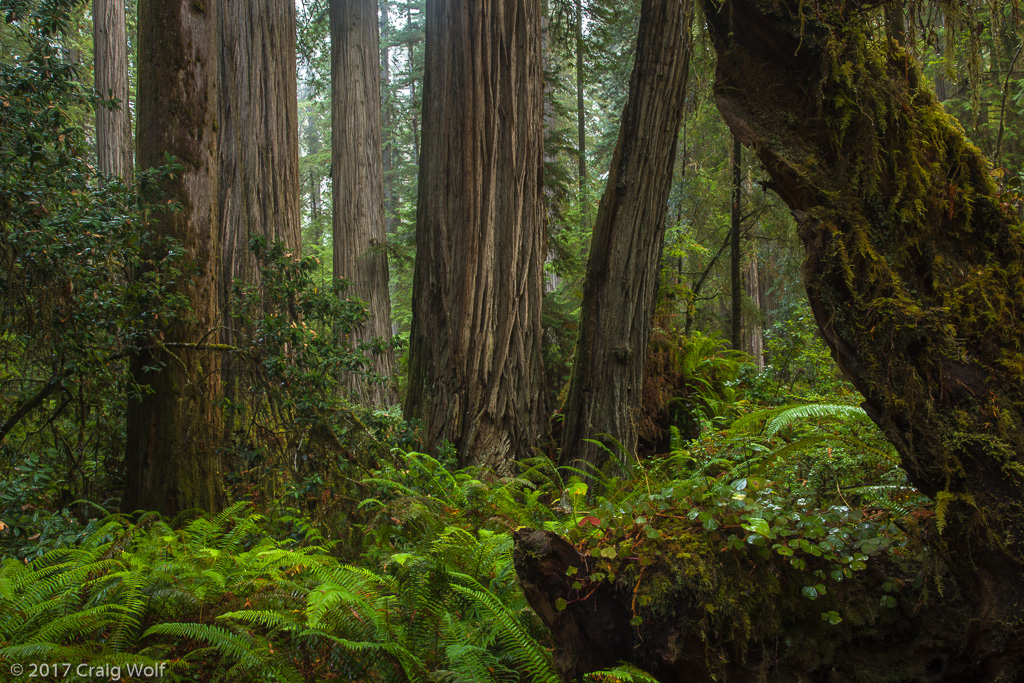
[92,0,132,177]
[575,0,586,196]
[729,134,742,350]
[560,0,694,471]
[406,0,547,471]
[123,0,224,515]
[218,0,302,423]
[329,0,396,406]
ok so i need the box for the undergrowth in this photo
[0,401,932,681]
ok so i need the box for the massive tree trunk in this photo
[704,0,1024,676]
[405,0,547,472]
[123,0,225,515]
[514,527,970,682]
[218,0,302,428]
[520,1,1024,679]
[330,0,397,406]
[92,0,132,178]
[559,0,694,472]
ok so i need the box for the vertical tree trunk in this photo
[744,244,764,370]
[730,135,742,351]
[405,0,547,472]
[306,111,325,251]
[123,0,225,515]
[92,0,132,178]
[330,0,397,406]
[381,0,397,236]
[218,0,302,429]
[575,0,587,196]
[559,0,694,472]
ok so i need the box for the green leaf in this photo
[742,518,772,538]
[555,598,568,612]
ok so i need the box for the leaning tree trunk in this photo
[559,0,694,473]
[329,0,397,406]
[405,0,547,472]
[702,0,1024,676]
[123,0,225,516]
[92,0,132,178]
[218,0,302,430]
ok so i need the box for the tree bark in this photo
[729,134,742,351]
[744,244,764,370]
[123,0,225,515]
[405,0,547,472]
[514,527,971,681]
[575,0,587,196]
[217,0,302,428]
[700,0,1024,676]
[92,0,132,178]
[380,0,397,237]
[559,0,694,473]
[329,0,397,407]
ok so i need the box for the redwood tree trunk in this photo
[729,134,742,351]
[330,0,397,406]
[123,0,225,515]
[92,0,132,178]
[405,0,547,472]
[559,0,694,472]
[218,0,302,426]
[703,0,1024,676]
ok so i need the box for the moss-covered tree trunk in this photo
[559,0,694,472]
[702,0,1024,676]
[123,0,226,516]
[404,0,547,471]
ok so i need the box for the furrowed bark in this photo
[330,0,397,406]
[559,0,694,473]
[405,0,547,472]
[92,0,132,178]
[124,0,225,515]
[218,0,302,428]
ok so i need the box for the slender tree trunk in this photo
[559,0,694,472]
[381,0,397,236]
[744,244,764,370]
[123,0,224,515]
[306,112,325,250]
[575,0,587,196]
[703,0,1024,675]
[407,7,420,169]
[729,135,742,351]
[218,0,302,431]
[92,0,132,178]
[330,0,397,406]
[405,0,547,472]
